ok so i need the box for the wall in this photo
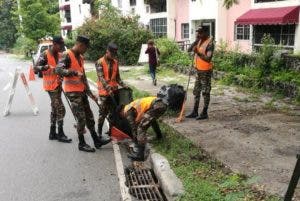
[167,0,176,39]
[251,0,300,8]
[175,0,189,41]
[70,0,91,29]
[225,0,252,52]
[189,0,218,41]
[59,0,91,38]
[294,11,300,52]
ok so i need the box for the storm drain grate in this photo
[125,167,167,201]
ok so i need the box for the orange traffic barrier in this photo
[29,65,35,81]
[111,127,131,141]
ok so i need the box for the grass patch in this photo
[149,122,281,201]
[87,72,281,200]
[121,66,148,80]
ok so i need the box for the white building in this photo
[111,0,176,39]
[59,0,91,38]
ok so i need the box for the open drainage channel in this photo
[125,167,168,201]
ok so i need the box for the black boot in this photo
[128,144,145,161]
[186,99,200,118]
[49,125,57,140]
[98,127,111,146]
[57,121,72,143]
[78,135,95,152]
[196,107,208,120]
[90,131,102,149]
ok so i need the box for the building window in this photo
[254,0,286,3]
[65,9,71,23]
[253,24,295,46]
[131,7,135,14]
[181,23,189,39]
[149,0,166,13]
[235,24,250,40]
[146,5,150,13]
[150,18,167,37]
[130,0,136,6]
[118,0,122,8]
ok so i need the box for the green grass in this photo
[86,72,281,201]
[149,123,281,201]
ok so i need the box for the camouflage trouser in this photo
[125,100,166,145]
[98,96,116,135]
[48,87,65,126]
[65,92,95,135]
[193,70,212,108]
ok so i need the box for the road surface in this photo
[0,52,124,201]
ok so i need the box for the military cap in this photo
[196,26,209,34]
[76,35,90,47]
[107,42,118,55]
[52,36,64,44]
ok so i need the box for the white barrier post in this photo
[3,68,20,117]
[20,72,39,115]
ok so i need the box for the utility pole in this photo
[16,0,23,35]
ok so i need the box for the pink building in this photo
[224,0,300,53]
[226,0,252,52]
[175,0,190,42]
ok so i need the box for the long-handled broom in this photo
[176,54,195,123]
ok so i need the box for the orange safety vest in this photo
[63,50,85,92]
[97,57,118,96]
[194,37,213,71]
[43,50,60,91]
[124,96,157,123]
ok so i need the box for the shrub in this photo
[12,36,37,56]
[64,38,75,49]
[155,38,192,71]
[77,4,152,65]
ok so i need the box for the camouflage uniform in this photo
[187,39,214,119]
[193,70,212,109]
[124,98,167,145]
[35,49,65,127]
[56,51,96,136]
[95,57,126,135]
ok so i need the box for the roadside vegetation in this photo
[154,35,300,105]
[86,73,281,200]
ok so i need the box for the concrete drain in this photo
[125,167,167,201]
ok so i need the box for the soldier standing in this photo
[34,36,72,143]
[186,26,214,120]
[95,42,128,143]
[56,36,103,152]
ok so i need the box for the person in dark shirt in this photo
[145,40,160,86]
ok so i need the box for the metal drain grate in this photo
[125,167,167,201]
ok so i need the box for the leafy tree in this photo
[0,0,17,50]
[223,0,239,9]
[17,0,60,41]
[77,2,153,65]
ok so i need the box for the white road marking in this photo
[87,77,132,201]
[112,141,132,201]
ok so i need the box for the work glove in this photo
[41,65,50,71]
[105,85,113,94]
[69,70,78,76]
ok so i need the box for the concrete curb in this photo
[150,153,184,201]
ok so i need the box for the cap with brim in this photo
[77,35,90,47]
[107,42,118,55]
[53,36,64,45]
[196,26,209,34]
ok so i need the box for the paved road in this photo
[0,53,123,201]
